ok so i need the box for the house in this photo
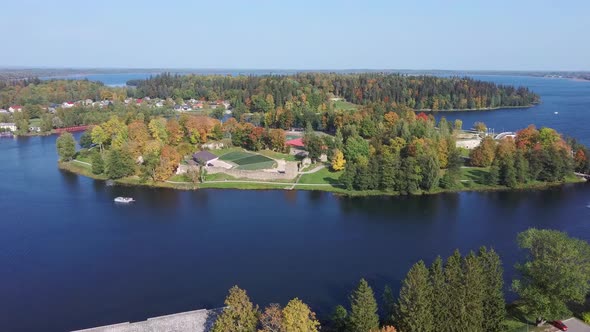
[286,137,305,148]
[9,105,22,112]
[0,123,17,132]
[155,101,164,108]
[192,150,219,165]
[174,105,182,111]
[0,109,8,114]
[62,101,75,108]
[182,104,192,111]
[29,126,41,133]
[84,99,93,106]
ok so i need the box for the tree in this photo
[259,303,283,332]
[91,125,108,151]
[148,118,169,143]
[474,121,487,134]
[395,260,434,332]
[463,252,484,332]
[344,135,370,163]
[419,150,440,191]
[303,132,323,162]
[56,132,76,161]
[91,151,104,175]
[282,298,320,332]
[486,165,500,186]
[454,119,463,132]
[478,247,506,332]
[512,229,590,325]
[470,136,496,167]
[331,149,346,171]
[79,131,94,149]
[330,305,348,332]
[444,250,466,331]
[348,279,379,332]
[105,148,135,179]
[212,286,258,332]
[430,256,448,332]
[382,285,396,326]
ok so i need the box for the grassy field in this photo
[258,149,299,161]
[298,167,342,185]
[332,99,360,111]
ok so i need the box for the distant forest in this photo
[128,73,539,111]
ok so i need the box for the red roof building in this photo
[286,137,305,148]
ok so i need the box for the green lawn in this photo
[332,99,360,111]
[219,150,276,170]
[298,166,342,185]
[218,150,253,161]
[258,149,298,161]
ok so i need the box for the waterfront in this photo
[1,75,590,332]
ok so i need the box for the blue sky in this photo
[1,0,589,70]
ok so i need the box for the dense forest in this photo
[129,73,540,112]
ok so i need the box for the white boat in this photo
[114,197,134,203]
[554,112,559,114]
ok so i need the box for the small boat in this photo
[114,197,134,203]
[554,112,559,114]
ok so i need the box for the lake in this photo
[1,75,590,332]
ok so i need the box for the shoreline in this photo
[59,161,586,197]
[418,104,537,112]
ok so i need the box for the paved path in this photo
[73,160,91,166]
[298,164,325,174]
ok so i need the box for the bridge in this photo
[574,172,590,179]
[495,132,516,140]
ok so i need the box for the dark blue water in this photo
[1,76,590,332]
[434,75,590,146]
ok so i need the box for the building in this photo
[62,101,75,108]
[0,109,8,114]
[0,123,17,132]
[286,137,305,148]
[29,126,41,133]
[8,105,22,112]
[192,150,219,165]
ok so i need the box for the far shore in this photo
[59,160,586,198]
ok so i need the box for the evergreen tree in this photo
[91,151,104,175]
[443,250,465,332]
[212,286,258,332]
[330,305,348,332]
[380,151,400,191]
[486,165,500,186]
[514,151,530,184]
[419,151,440,191]
[282,298,320,332]
[463,252,484,332]
[399,156,422,194]
[340,163,357,191]
[348,279,380,332]
[382,285,396,326]
[478,247,506,332]
[395,260,434,332]
[429,256,448,332]
[105,148,135,179]
[499,156,517,188]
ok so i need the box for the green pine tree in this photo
[395,260,434,332]
[463,252,484,332]
[348,278,379,332]
[91,151,104,174]
[478,247,506,332]
[382,285,395,326]
[443,250,466,332]
[430,256,448,332]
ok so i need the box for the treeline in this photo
[56,113,287,182]
[199,229,590,332]
[470,125,583,187]
[130,72,539,116]
[0,79,125,108]
[333,111,462,193]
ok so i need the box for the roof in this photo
[72,308,222,332]
[286,137,305,148]
[192,150,218,163]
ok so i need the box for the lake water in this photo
[1,75,590,332]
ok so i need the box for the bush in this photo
[582,312,590,324]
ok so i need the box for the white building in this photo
[8,105,22,113]
[0,123,17,132]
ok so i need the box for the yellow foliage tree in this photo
[331,149,346,171]
[282,298,320,332]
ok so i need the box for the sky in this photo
[1,0,589,70]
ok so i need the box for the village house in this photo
[0,123,17,132]
[155,101,164,107]
[0,109,8,114]
[84,99,93,106]
[29,126,41,133]
[192,150,219,166]
[9,105,22,112]
[62,101,75,108]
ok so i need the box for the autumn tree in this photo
[212,286,258,332]
[166,119,184,145]
[470,136,496,167]
[331,149,346,171]
[282,298,320,332]
[154,145,180,181]
[259,303,283,332]
[91,125,108,151]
